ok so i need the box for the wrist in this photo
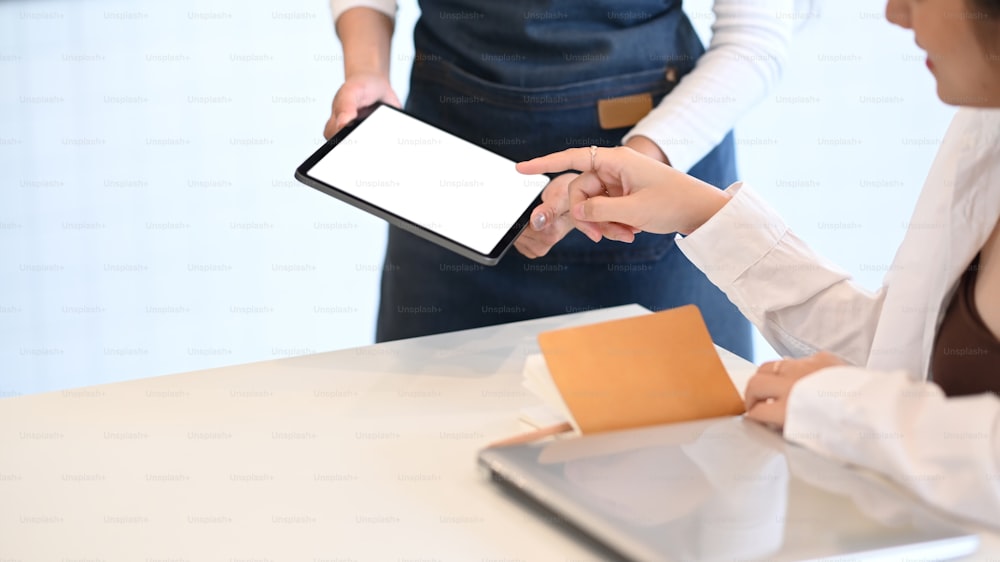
[624,135,671,166]
[679,183,732,236]
[338,8,393,78]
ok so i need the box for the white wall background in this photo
[0,0,954,396]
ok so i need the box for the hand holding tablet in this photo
[296,103,550,265]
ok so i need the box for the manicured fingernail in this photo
[531,213,547,230]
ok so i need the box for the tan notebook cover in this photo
[537,305,746,435]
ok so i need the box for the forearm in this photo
[786,367,1000,529]
[335,7,394,78]
[678,183,885,364]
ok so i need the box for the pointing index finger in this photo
[516,147,594,176]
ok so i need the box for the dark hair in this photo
[968,0,1000,56]
[971,0,1000,18]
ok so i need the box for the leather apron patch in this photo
[597,92,653,130]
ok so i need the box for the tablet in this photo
[295,103,550,265]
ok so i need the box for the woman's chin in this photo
[936,84,999,108]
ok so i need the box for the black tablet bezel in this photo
[294,102,546,266]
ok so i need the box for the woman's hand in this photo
[514,173,637,258]
[744,351,847,431]
[323,73,401,139]
[516,146,733,241]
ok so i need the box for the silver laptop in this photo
[478,417,979,562]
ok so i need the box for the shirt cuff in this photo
[329,0,396,24]
[676,182,788,288]
[783,366,873,448]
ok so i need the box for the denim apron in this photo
[377,0,753,359]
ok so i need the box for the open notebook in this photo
[520,305,757,434]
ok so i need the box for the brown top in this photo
[930,255,1000,397]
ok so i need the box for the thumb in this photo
[572,196,631,226]
[530,173,575,230]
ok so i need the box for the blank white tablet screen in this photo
[306,105,549,255]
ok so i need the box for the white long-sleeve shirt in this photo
[328,0,794,173]
[677,107,1000,528]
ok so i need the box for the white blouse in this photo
[678,107,1000,528]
